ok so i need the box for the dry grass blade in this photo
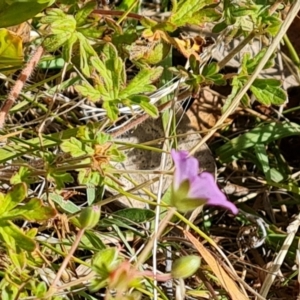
[184,230,250,300]
[259,214,300,298]
[0,129,24,141]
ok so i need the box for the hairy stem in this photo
[0,46,44,129]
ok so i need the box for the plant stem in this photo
[45,228,85,298]
[135,207,176,268]
[283,34,300,67]
[0,46,44,129]
[92,9,143,21]
[218,31,256,69]
[116,0,140,24]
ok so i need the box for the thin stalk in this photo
[135,207,176,268]
[218,31,256,69]
[0,46,44,129]
[283,34,300,67]
[45,228,86,298]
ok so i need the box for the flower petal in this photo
[188,172,238,214]
[171,150,199,190]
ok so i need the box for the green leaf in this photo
[128,95,158,117]
[87,184,96,205]
[40,8,66,23]
[59,0,76,3]
[35,282,47,298]
[212,21,228,33]
[112,208,155,224]
[189,55,200,74]
[9,250,26,272]
[75,0,96,26]
[77,32,99,77]
[92,248,120,277]
[253,78,281,87]
[250,79,286,106]
[2,284,19,300]
[140,16,158,29]
[138,100,159,118]
[102,101,119,121]
[10,166,36,185]
[61,137,93,157]
[78,169,102,186]
[0,183,27,216]
[47,170,74,190]
[222,75,248,113]
[216,122,300,163]
[242,49,275,74]
[102,43,124,99]
[77,42,163,120]
[264,15,281,36]
[139,41,171,65]
[119,67,163,98]
[254,144,271,181]
[75,82,102,102]
[112,29,139,47]
[95,132,111,145]
[0,0,50,27]
[207,74,226,85]
[202,62,219,77]
[231,6,258,17]
[41,9,76,53]
[43,34,69,52]
[62,33,78,62]
[0,29,23,68]
[183,8,221,24]
[91,43,124,100]
[153,21,178,33]
[0,220,36,251]
[269,168,285,183]
[78,26,103,40]
[49,193,81,213]
[82,231,106,251]
[117,0,138,10]
[50,15,76,36]
[2,198,57,222]
[169,0,216,27]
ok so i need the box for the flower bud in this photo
[78,206,101,229]
[171,255,201,279]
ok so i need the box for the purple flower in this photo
[171,150,238,214]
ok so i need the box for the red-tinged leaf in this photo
[2,198,57,222]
